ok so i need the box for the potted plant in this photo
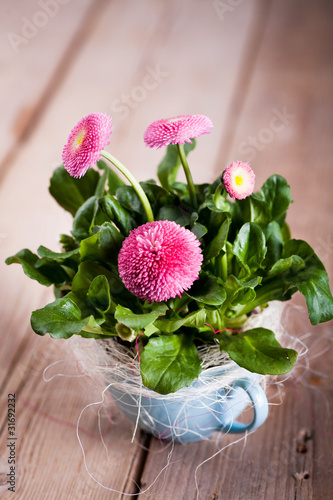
[6,113,333,443]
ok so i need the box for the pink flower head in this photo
[222,161,255,200]
[118,220,203,303]
[62,113,112,178]
[143,114,213,149]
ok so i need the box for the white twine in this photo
[60,300,313,497]
[68,300,308,401]
[75,383,177,497]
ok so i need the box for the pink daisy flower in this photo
[222,161,255,200]
[62,113,112,178]
[118,220,203,303]
[143,114,213,149]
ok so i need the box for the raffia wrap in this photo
[63,300,310,497]
[68,301,303,402]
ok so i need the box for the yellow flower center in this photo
[76,133,85,146]
[235,175,243,186]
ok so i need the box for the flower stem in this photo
[101,150,154,222]
[95,168,108,197]
[177,144,197,207]
[221,250,228,281]
[215,247,228,281]
[214,183,224,204]
[237,279,287,316]
[213,182,231,212]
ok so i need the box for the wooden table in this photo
[1,0,332,498]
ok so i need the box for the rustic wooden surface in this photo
[1,0,332,498]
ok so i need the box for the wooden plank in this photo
[0,334,151,499]
[28,0,258,184]
[215,0,333,268]
[112,0,258,186]
[0,1,175,497]
[1,0,256,496]
[136,316,333,499]
[138,0,333,497]
[0,0,105,176]
[0,0,256,360]
[1,0,332,498]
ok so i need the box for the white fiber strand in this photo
[64,300,313,497]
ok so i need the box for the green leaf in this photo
[49,165,100,216]
[79,222,123,265]
[186,272,227,305]
[157,141,196,190]
[155,309,206,333]
[230,287,256,307]
[281,239,333,324]
[263,221,284,269]
[201,199,231,260]
[234,176,291,227]
[232,222,266,276]
[169,182,189,198]
[37,245,79,270]
[204,198,230,231]
[72,261,122,296]
[72,196,99,241]
[204,213,230,260]
[224,275,260,307]
[191,222,208,240]
[221,328,297,375]
[260,175,292,221]
[31,297,103,339]
[141,181,176,214]
[37,246,79,261]
[116,185,144,217]
[140,334,202,394]
[100,195,136,236]
[71,261,130,310]
[5,249,70,287]
[117,180,178,222]
[297,273,333,325]
[114,303,168,330]
[157,205,192,226]
[281,221,291,242]
[80,315,108,337]
[59,234,78,252]
[235,195,271,226]
[143,324,160,337]
[283,239,317,263]
[87,275,112,313]
[268,255,305,278]
[97,160,125,195]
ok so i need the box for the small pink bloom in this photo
[222,161,255,200]
[118,221,203,303]
[62,113,112,178]
[143,114,213,149]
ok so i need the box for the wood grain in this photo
[139,0,333,497]
[0,0,109,178]
[217,0,333,269]
[1,0,332,498]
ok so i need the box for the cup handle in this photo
[221,378,269,434]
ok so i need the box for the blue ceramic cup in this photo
[108,364,269,443]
